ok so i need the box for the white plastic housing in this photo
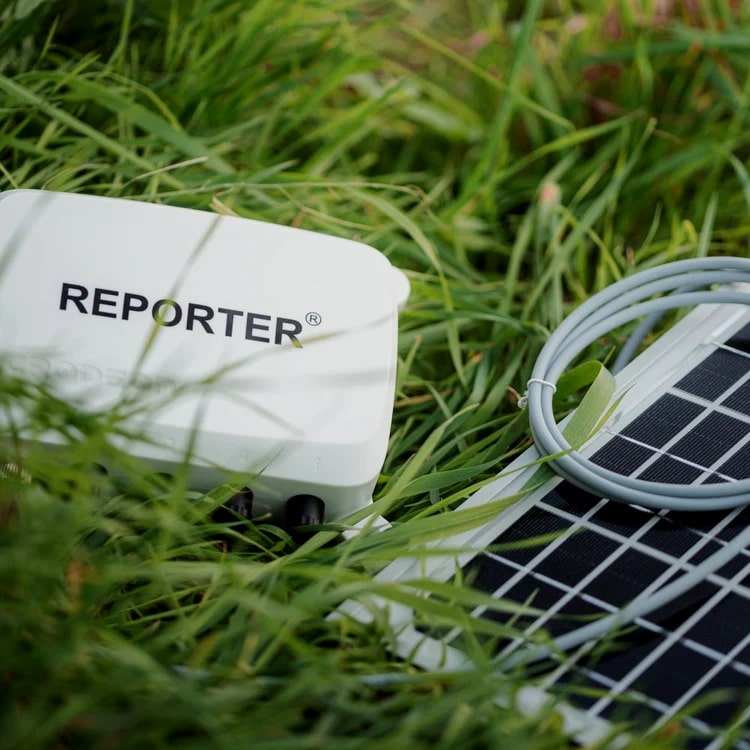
[0,190,408,520]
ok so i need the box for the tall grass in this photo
[2,1,750,747]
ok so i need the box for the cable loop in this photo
[525,257,750,512]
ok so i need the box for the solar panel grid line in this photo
[617,393,707,444]
[395,469,573,591]
[550,334,750,741]
[713,340,750,380]
[721,381,750,419]
[418,424,750,656]
[662,665,750,747]
[557,650,700,732]
[652,601,750,733]
[540,620,664,698]
[596,307,749,423]
[334,473,549,625]
[492,505,666,663]
[540,570,750,679]
[484,557,671,662]
[536,500,750,608]
[620,392,750,469]
[706,307,750,344]
[450,545,750,686]
[459,565,747,697]
[729,658,750,680]
[579,509,728,613]
[536,504,750,596]
[674,506,749,545]
[592,671,725,742]
[333,474,553,627]
[702,336,750,364]
[678,382,750,419]
[675,357,750,402]
[452,504,596,630]
[605,343,734,425]
[679,511,750,576]
[573,670,718,744]
[603,430,730,482]
[618,393,750,471]
[379,579,724,744]
[578,670,670,718]
[553,626,748,743]
[589,558,750,721]
[476,497,605,598]
[674,351,750,404]
[416,309,739,579]
[486,523,750,681]
[477,551,669,642]
[402,318,750,588]
[396,618,682,747]
[420,507,596,642]
[668,415,750,473]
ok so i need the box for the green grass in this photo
[2,0,750,747]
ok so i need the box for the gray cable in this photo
[518,257,750,663]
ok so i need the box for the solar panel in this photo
[340,302,750,748]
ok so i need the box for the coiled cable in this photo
[516,256,750,665]
[527,256,750,512]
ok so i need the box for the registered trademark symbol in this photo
[305,312,321,326]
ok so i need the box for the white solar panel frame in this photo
[338,301,750,747]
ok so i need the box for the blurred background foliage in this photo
[1,1,749,747]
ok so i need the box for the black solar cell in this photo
[670,412,750,466]
[487,507,572,566]
[629,643,716,706]
[462,554,514,595]
[621,394,705,447]
[589,435,655,475]
[543,481,599,513]
[640,519,705,558]
[686,592,750,656]
[675,349,750,400]
[639,455,703,483]
[588,501,654,535]
[534,532,621,590]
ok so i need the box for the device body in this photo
[0,190,408,521]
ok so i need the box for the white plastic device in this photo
[0,190,409,522]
